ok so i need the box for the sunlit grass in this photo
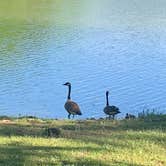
[0,117,165,166]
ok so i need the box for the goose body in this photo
[104,105,120,116]
[103,91,120,119]
[63,82,82,119]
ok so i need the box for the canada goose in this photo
[103,91,120,119]
[63,82,82,119]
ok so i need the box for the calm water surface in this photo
[0,0,166,118]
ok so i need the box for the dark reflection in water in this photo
[0,0,166,118]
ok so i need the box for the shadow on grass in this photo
[111,161,143,166]
[0,123,60,137]
[0,117,165,137]
[60,118,166,133]
[0,143,142,166]
[0,143,107,165]
[0,144,61,166]
[0,124,45,137]
[68,131,166,150]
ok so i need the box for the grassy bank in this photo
[0,116,166,166]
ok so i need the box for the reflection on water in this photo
[0,0,166,118]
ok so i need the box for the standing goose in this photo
[103,91,120,119]
[63,82,82,119]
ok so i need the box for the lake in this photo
[0,0,166,119]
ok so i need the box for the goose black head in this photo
[106,91,109,95]
[63,82,71,86]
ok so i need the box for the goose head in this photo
[63,82,71,86]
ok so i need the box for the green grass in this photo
[0,116,166,166]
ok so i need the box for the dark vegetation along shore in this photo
[0,112,166,166]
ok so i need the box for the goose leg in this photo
[72,114,74,119]
[68,113,71,119]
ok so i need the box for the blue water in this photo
[0,0,166,119]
